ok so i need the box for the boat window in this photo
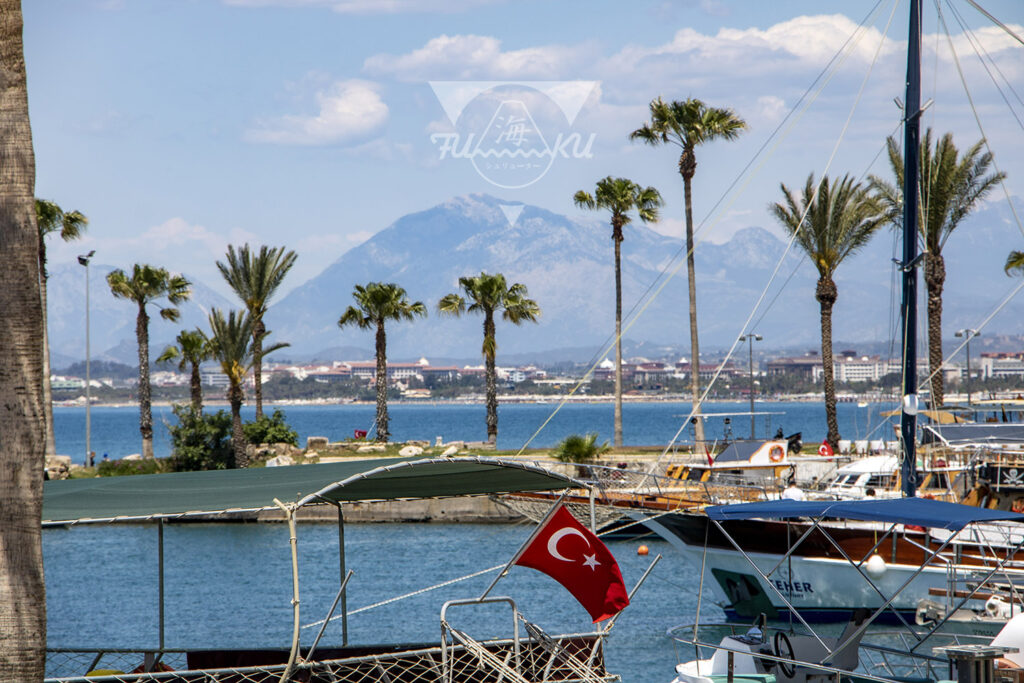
[922,472,949,490]
[866,475,892,488]
[687,469,704,481]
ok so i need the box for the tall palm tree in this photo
[574,177,662,447]
[1006,251,1024,277]
[0,2,47,678]
[630,97,746,445]
[338,282,426,443]
[158,328,212,413]
[217,244,297,419]
[771,173,886,449]
[870,130,1004,406]
[438,272,540,444]
[35,199,87,456]
[107,264,191,459]
[207,309,288,468]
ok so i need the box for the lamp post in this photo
[955,328,980,406]
[78,250,95,465]
[739,334,763,438]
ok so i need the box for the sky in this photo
[25,0,1024,301]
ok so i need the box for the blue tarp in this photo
[714,442,763,463]
[705,497,1024,531]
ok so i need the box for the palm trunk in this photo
[817,277,840,449]
[39,258,56,456]
[374,319,389,443]
[136,304,154,459]
[484,312,498,444]
[190,361,203,413]
[681,158,705,447]
[925,252,945,408]
[0,3,48,679]
[229,381,247,468]
[252,317,264,419]
[613,229,623,448]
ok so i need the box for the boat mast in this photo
[900,0,922,498]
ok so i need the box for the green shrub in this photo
[243,408,298,446]
[97,457,169,477]
[168,404,234,472]
[554,433,610,464]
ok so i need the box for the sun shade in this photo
[42,456,578,525]
[705,497,1024,531]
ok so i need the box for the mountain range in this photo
[44,193,1024,366]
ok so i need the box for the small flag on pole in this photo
[514,505,629,622]
[354,429,368,439]
[818,440,834,457]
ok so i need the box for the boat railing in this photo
[45,631,614,682]
[667,622,991,683]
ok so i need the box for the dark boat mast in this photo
[900,0,923,498]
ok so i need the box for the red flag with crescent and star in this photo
[514,505,630,622]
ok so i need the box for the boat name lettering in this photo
[773,580,813,593]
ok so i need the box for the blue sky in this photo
[25,0,1024,299]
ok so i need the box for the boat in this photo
[666,497,1024,683]
[41,456,628,682]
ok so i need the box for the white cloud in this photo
[223,0,502,13]
[364,35,589,81]
[246,80,388,146]
[756,95,786,123]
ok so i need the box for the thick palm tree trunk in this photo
[374,320,389,442]
[817,277,840,449]
[613,233,623,448]
[190,361,203,413]
[230,383,247,468]
[252,318,264,419]
[39,263,56,456]
[0,3,48,679]
[681,164,705,447]
[484,312,498,444]
[925,253,945,407]
[136,304,154,459]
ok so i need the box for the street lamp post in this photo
[955,328,980,406]
[739,334,763,438]
[78,250,95,465]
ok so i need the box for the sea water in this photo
[44,522,714,682]
[54,400,897,462]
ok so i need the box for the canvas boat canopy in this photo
[705,497,1024,531]
[42,456,579,525]
[920,423,1024,446]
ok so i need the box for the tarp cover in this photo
[43,456,576,525]
[921,424,1024,446]
[713,442,763,463]
[705,497,1024,531]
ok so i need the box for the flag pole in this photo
[478,491,571,601]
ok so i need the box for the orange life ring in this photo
[769,445,785,462]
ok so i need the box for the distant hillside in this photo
[44,194,1024,364]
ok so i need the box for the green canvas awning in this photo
[42,456,579,525]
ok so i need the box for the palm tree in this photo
[338,282,426,443]
[870,130,1004,406]
[1006,251,1024,277]
[438,272,540,444]
[217,244,297,419]
[107,264,191,459]
[157,329,212,413]
[630,97,747,445]
[771,173,886,449]
[574,177,662,447]
[207,309,288,468]
[36,199,87,456]
[0,3,48,678]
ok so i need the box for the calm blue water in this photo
[44,522,713,682]
[55,400,897,463]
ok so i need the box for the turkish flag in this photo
[354,429,368,439]
[818,440,834,457]
[514,505,630,622]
